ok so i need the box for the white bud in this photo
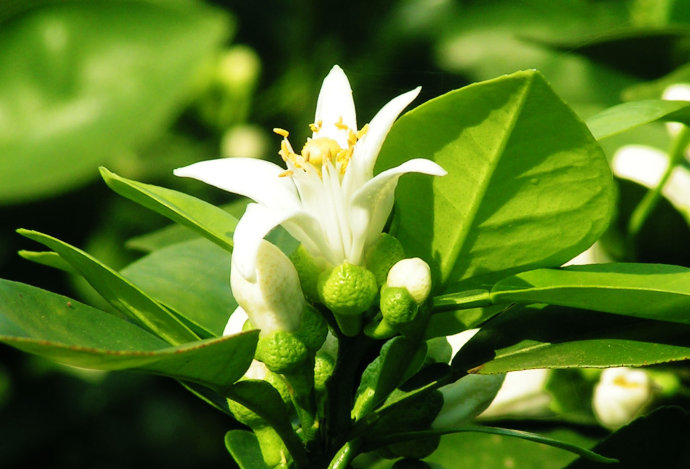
[479,369,552,419]
[593,367,652,429]
[386,257,432,304]
[230,240,305,335]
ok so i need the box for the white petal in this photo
[174,158,300,211]
[662,84,690,136]
[233,203,331,279]
[223,306,249,336]
[343,87,421,196]
[348,158,446,262]
[313,65,357,148]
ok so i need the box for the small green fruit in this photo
[318,262,378,316]
[365,233,405,286]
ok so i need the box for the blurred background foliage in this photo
[1,0,690,467]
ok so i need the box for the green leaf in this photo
[377,70,614,291]
[453,304,690,375]
[121,238,235,337]
[18,229,198,345]
[566,407,690,468]
[101,168,237,251]
[366,426,615,464]
[17,250,74,273]
[226,380,308,468]
[491,263,690,325]
[426,428,596,469]
[352,337,427,421]
[586,99,690,140]
[0,279,257,388]
[225,430,270,469]
[0,1,230,203]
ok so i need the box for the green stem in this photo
[283,359,318,443]
[628,126,690,238]
[327,438,362,469]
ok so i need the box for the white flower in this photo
[224,239,306,336]
[593,367,652,429]
[175,65,445,281]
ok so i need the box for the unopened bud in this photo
[593,367,652,429]
[387,258,432,304]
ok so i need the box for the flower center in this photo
[273,119,369,178]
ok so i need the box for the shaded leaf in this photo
[453,305,690,375]
[586,99,690,140]
[121,238,235,337]
[19,229,198,345]
[225,430,270,469]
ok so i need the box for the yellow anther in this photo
[309,121,323,133]
[273,128,290,138]
[279,170,294,178]
[334,116,349,130]
[302,137,342,167]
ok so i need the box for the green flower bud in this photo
[380,285,418,328]
[365,233,406,286]
[318,262,378,336]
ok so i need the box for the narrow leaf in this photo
[0,279,257,388]
[18,229,198,345]
[101,167,237,251]
[586,99,690,140]
[17,250,74,273]
[367,426,616,463]
[492,263,690,325]
[453,304,690,375]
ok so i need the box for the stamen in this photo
[273,128,289,138]
[356,124,369,139]
[279,170,294,177]
[334,116,349,130]
[309,121,322,133]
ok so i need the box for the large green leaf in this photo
[121,238,235,337]
[453,305,690,375]
[0,279,257,388]
[0,1,230,203]
[19,229,198,345]
[377,70,614,291]
[101,168,237,251]
[491,263,690,325]
[586,99,690,140]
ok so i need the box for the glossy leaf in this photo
[0,1,229,203]
[492,263,690,325]
[0,279,257,388]
[586,99,690,140]
[17,250,74,273]
[453,305,690,375]
[352,337,427,420]
[121,238,235,337]
[19,229,198,345]
[101,168,237,251]
[377,70,614,291]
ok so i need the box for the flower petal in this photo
[313,65,357,148]
[343,87,421,196]
[348,158,446,263]
[223,306,249,336]
[233,203,331,279]
[174,158,300,211]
